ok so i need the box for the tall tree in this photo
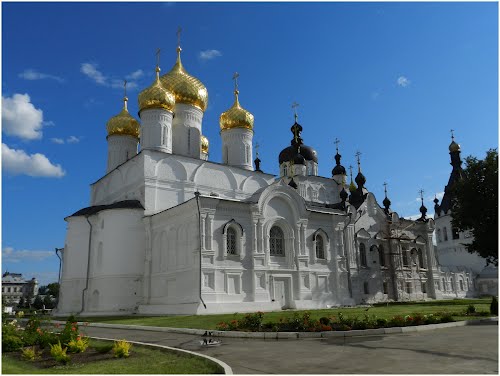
[451,149,498,266]
[46,283,60,298]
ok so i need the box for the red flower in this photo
[71,327,76,331]
[54,323,61,328]
[76,336,81,341]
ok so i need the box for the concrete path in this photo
[83,324,498,374]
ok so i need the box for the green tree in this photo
[46,283,60,299]
[451,149,498,266]
[38,285,48,295]
[43,295,54,309]
[17,297,25,308]
[33,295,43,310]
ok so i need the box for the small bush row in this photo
[215,310,459,332]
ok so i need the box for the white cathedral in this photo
[56,39,495,316]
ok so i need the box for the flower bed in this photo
[215,310,457,332]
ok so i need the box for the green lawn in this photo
[2,340,223,374]
[72,298,493,330]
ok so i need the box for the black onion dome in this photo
[332,153,346,176]
[340,187,348,201]
[278,121,318,165]
[279,144,317,164]
[383,196,391,209]
[355,172,366,187]
[293,152,306,165]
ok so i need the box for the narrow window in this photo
[418,249,424,268]
[359,243,367,267]
[379,245,386,267]
[383,281,388,294]
[406,282,412,293]
[443,227,448,241]
[459,280,464,291]
[227,227,237,255]
[363,281,369,294]
[283,165,288,177]
[442,278,446,291]
[316,235,325,259]
[422,281,427,293]
[402,250,409,267]
[270,226,285,256]
[452,228,460,240]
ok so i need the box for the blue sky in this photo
[2,2,498,286]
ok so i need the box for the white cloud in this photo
[2,246,55,263]
[81,63,107,85]
[2,93,44,140]
[66,136,80,143]
[397,76,410,87]
[126,69,144,80]
[81,63,141,90]
[18,69,64,83]
[2,143,65,177]
[199,49,222,61]
[51,138,65,144]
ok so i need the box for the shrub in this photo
[389,315,406,327]
[319,317,330,326]
[423,314,440,325]
[67,336,89,353]
[59,317,80,346]
[2,335,24,352]
[113,339,132,358]
[16,311,25,318]
[320,324,332,331]
[438,312,454,323]
[376,318,388,328]
[477,310,490,316]
[491,297,498,315]
[24,317,42,334]
[21,346,41,361]
[466,304,476,315]
[49,342,70,364]
[239,312,264,331]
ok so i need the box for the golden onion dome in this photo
[201,135,209,154]
[349,180,357,193]
[219,90,254,131]
[449,140,460,152]
[106,97,140,139]
[138,66,175,113]
[160,47,208,112]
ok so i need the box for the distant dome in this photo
[279,120,318,164]
[201,135,209,154]
[449,140,461,152]
[219,90,254,131]
[138,67,175,113]
[106,98,140,139]
[160,47,208,112]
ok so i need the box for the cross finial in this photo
[292,102,299,122]
[418,188,425,203]
[383,182,388,197]
[355,150,362,172]
[450,129,455,141]
[349,165,353,180]
[334,138,340,154]
[156,48,161,68]
[176,26,182,49]
[255,142,260,158]
[232,72,240,93]
[123,80,128,110]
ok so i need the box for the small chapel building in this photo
[56,38,479,316]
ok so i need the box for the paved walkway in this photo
[84,324,498,374]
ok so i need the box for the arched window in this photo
[270,226,285,256]
[459,280,464,291]
[443,227,448,241]
[363,281,369,294]
[316,235,325,259]
[418,248,425,268]
[378,245,386,267]
[283,165,288,177]
[442,278,446,291]
[359,243,367,267]
[227,227,237,255]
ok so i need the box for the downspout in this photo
[194,191,207,309]
[79,215,93,314]
[342,212,354,298]
[55,247,63,310]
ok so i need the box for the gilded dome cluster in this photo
[219,90,254,131]
[160,48,208,112]
[106,97,140,139]
[201,135,209,154]
[138,66,175,113]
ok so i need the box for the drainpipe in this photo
[79,215,93,314]
[194,191,207,309]
[55,247,63,310]
[342,212,354,298]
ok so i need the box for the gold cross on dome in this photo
[292,102,299,122]
[123,80,127,97]
[156,48,161,67]
[334,138,340,154]
[176,26,182,47]
[232,72,240,92]
[450,129,455,141]
[383,182,388,196]
[348,165,353,179]
[418,188,425,202]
